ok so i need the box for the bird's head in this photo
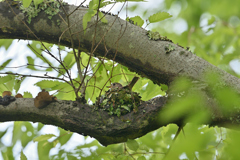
[107,83,123,89]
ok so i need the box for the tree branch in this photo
[1,1,240,145]
[0,97,167,146]
[1,1,239,88]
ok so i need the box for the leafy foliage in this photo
[0,39,13,50]
[127,16,144,27]
[19,0,65,23]
[0,75,25,95]
[1,0,240,159]
[148,12,172,23]
[82,0,109,32]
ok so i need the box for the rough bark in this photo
[1,1,239,87]
[0,1,240,146]
[0,97,168,146]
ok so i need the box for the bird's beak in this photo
[107,85,111,88]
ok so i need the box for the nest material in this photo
[96,88,142,117]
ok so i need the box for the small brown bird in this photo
[107,76,139,91]
[107,83,123,90]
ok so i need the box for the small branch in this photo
[0,72,71,85]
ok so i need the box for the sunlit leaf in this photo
[0,39,13,50]
[0,59,12,71]
[148,12,172,23]
[0,75,13,84]
[58,128,73,146]
[35,80,62,90]
[34,134,56,142]
[33,0,43,6]
[21,151,27,160]
[57,52,76,77]
[0,129,7,139]
[137,156,147,160]
[14,76,26,93]
[126,139,139,151]
[127,16,144,27]
[208,16,216,25]
[23,91,33,98]
[23,0,32,8]
[98,12,108,23]
[26,56,38,70]
[38,140,52,160]
[83,8,97,32]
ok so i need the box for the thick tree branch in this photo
[0,97,167,146]
[0,95,238,146]
[1,1,239,88]
[1,1,240,145]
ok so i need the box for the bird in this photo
[107,82,123,90]
[107,76,139,91]
[101,76,141,114]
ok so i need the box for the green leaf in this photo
[208,16,216,25]
[127,16,144,27]
[38,140,52,160]
[0,84,9,93]
[137,156,147,160]
[0,75,13,84]
[23,0,32,8]
[63,53,75,68]
[12,122,24,145]
[33,0,43,6]
[54,84,75,100]
[141,80,165,100]
[0,130,7,139]
[58,128,73,146]
[22,122,35,146]
[35,80,62,90]
[98,12,108,23]
[34,134,56,142]
[14,82,21,94]
[57,52,76,77]
[83,9,97,32]
[27,41,53,69]
[0,39,13,50]
[1,75,15,91]
[2,147,14,160]
[148,12,172,23]
[0,59,12,71]
[26,56,38,70]
[160,84,168,91]
[121,105,131,112]
[23,91,33,98]
[37,123,44,131]
[14,76,26,93]
[126,139,139,151]
[12,122,35,147]
[21,151,27,160]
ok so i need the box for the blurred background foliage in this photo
[1,0,240,159]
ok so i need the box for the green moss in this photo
[95,87,142,117]
[147,31,161,40]
[147,31,173,42]
[19,0,67,24]
[165,44,175,54]
[179,51,185,55]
